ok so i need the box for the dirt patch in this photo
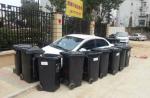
[130,41,150,59]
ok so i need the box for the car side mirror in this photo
[79,48,87,52]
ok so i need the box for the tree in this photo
[82,0,101,21]
[48,0,65,12]
[48,0,124,22]
[95,0,124,23]
[128,16,133,27]
[21,0,39,28]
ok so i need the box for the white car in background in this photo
[129,33,147,41]
[109,32,129,44]
[42,34,113,54]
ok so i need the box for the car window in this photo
[52,36,83,51]
[96,39,109,47]
[134,34,138,36]
[80,40,96,50]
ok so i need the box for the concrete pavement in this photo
[13,57,150,98]
[0,66,39,98]
[1,41,150,98]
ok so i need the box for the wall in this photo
[117,0,141,27]
[107,26,126,36]
[0,50,15,68]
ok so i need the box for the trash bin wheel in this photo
[37,84,43,91]
[69,83,75,90]
[99,74,103,79]
[88,79,93,84]
[20,74,24,80]
[119,67,124,71]
[112,70,117,75]
[13,68,16,74]
[63,79,69,85]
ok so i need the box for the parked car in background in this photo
[42,34,113,54]
[129,33,147,41]
[109,32,129,44]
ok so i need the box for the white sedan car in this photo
[129,33,147,41]
[42,34,113,54]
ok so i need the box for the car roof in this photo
[67,34,103,40]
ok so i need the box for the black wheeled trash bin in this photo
[108,47,121,75]
[38,54,61,92]
[13,44,32,75]
[60,52,84,89]
[115,44,128,71]
[125,46,132,67]
[83,51,101,84]
[106,38,120,44]
[21,46,44,83]
[92,48,111,78]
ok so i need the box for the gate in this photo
[95,20,107,37]
[62,16,90,36]
[0,3,53,51]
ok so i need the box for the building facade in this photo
[117,0,150,27]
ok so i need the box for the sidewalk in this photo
[0,66,38,98]
[13,57,150,98]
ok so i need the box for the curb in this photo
[4,82,39,98]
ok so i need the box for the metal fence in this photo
[0,3,53,51]
[62,16,90,35]
[95,22,107,37]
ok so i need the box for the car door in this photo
[95,39,110,48]
[79,39,96,51]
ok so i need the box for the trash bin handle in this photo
[32,57,36,78]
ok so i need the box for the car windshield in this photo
[51,36,83,51]
[116,32,128,37]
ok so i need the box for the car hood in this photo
[42,45,63,55]
[141,35,146,37]
[116,36,129,39]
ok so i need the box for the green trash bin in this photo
[92,48,111,78]
[13,44,32,75]
[83,51,101,84]
[125,46,132,67]
[38,54,61,92]
[21,46,44,83]
[60,52,84,89]
[108,47,121,75]
[115,44,128,71]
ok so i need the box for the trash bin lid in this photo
[106,38,120,43]
[109,47,121,52]
[25,46,44,54]
[60,51,84,57]
[115,44,132,50]
[13,44,32,50]
[83,51,102,56]
[39,54,61,60]
[92,48,111,53]
[42,54,61,59]
[125,45,132,50]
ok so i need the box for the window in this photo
[80,40,96,50]
[134,34,138,36]
[96,39,109,47]
[139,20,145,26]
[51,36,83,51]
